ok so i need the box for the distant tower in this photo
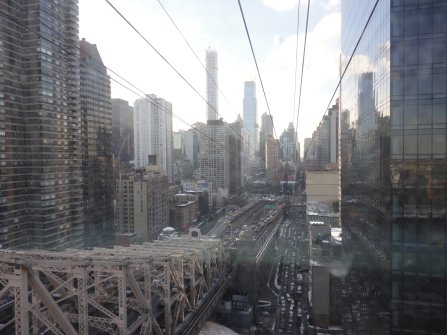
[206,48,218,121]
[260,112,274,162]
[243,81,258,156]
[134,95,173,182]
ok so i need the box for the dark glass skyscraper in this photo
[80,39,114,247]
[341,0,447,334]
[0,0,83,249]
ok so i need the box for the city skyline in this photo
[79,0,341,150]
[1,0,447,334]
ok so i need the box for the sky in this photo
[79,0,341,150]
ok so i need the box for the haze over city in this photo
[0,0,446,334]
[79,0,341,148]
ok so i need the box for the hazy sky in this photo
[79,0,341,148]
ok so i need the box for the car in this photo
[210,234,216,238]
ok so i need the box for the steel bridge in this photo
[0,237,230,335]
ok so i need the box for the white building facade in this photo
[242,81,258,156]
[206,48,218,121]
[134,94,173,181]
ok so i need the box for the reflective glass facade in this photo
[341,0,447,333]
[80,39,114,247]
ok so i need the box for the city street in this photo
[275,199,309,335]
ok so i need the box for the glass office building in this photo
[80,39,114,247]
[341,0,447,333]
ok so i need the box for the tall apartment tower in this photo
[197,120,230,193]
[206,48,218,121]
[279,122,298,162]
[80,39,113,247]
[134,94,173,182]
[112,98,134,163]
[303,101,338,170]
[243,81,258,156]
[341,1,447,334]
[228,118,243,194]
[0,0,83,249]
[184,128,199,170]
[259,113,274,163]
[265,135,280,185]
[115,169,169,242]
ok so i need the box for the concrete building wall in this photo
[116,171,169,242]
[306,170,339,203]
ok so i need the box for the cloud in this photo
[257,12,341,145]
[274,35,285,47]
[321,0,340,11]
[263,0,313,12]
[79,0,341,155]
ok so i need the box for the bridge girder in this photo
[0,238,229,335]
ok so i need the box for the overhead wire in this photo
[303,0,381,159]
[104,0,251,152]
[236,0,282,160]
[294,0,311,167]
[155,0,258,157]
[156,0,240,119]
[0,8,238,157]
[27,7,256,159]
[292,0,302,125]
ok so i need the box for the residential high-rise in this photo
[197,120,230,193]
[115,168,169,242]
[304,138,313,159]
[243,81,258,156]
[279,122,298,162]
[265,135,280,185]
[259,112,274,163]
[0,0,83,249]
[184,128,199,170]
[228,118,243,193]
[112,98,134,163]
[261,112,274,137]
[206,48,218,121]
[304,101,338,170]
[134,94,173,181]
[341,1,447,333]
[80,39,114,247]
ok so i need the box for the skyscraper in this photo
[259,112,274,163]
[112,98,134,163]
[184,128,199,170]
[265,135,280,185]
[279,123,298,162]
[261,112,274,137]
[197,120,230,193]
[0,0,83,249]
[228,118,243,194]
[243,81,258,156]
[303,101,338,169]
[134,94,173,182]
[80,39,113,247]
[206,48,218,121]
[341,0,447,333]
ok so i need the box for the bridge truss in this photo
[0,237,229,335]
